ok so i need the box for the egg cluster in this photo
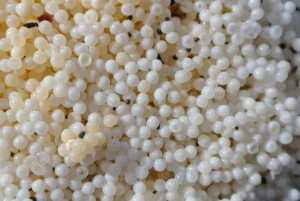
[1,0,300,200]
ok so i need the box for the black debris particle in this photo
[30,197,37,201]
[125,99,131,105]
[157,29,163,35]
[186,48,191,52]
[173,55,178,60]
[296,7,300,12]
[170,0,176,6]
[127,15,133,20]
[261,177,267,184]
[200,75,204,78]
[10,152,15,157]
[196,141,199,146]
[78,131,86,138]
[65,115,68,119]
[112,107,116,111]
[52,167,55,172]
[165,17,170,21]
[194,37,199,42]
[128,32,132,37]
[279,43,286,49]
[235,126,239,130]
[34,132,37,135]
[157,54,162,61]
[290,47,296,54]
[23,22,38,28]
[157,124,160,129]
[225,41,229,45]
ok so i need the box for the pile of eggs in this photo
[1,0,300,200]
